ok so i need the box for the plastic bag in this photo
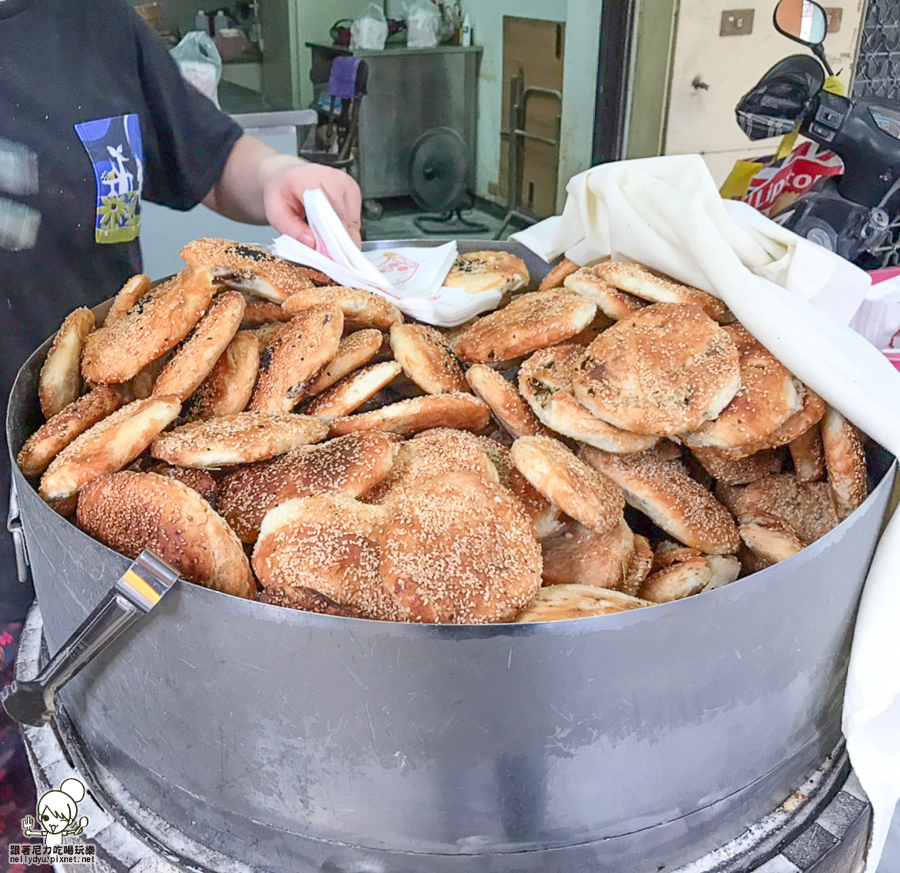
[351,2,388,51]
[851,269,900,352]
[406,0,441,48]
[170,31,222,108]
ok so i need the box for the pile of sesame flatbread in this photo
[16,239,870,623]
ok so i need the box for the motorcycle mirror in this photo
[774,0,828,49]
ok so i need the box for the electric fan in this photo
[408,127,489,234]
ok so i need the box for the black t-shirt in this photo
[0,0,243,616]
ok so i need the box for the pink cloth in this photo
[0,622,50,873]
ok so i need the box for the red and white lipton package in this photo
[744,142,844,216]
[721,141,844,217]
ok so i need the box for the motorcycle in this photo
[736,0,900,264]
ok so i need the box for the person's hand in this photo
[259,156,363,248]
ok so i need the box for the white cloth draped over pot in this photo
[512,154,900,872]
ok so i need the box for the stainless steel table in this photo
[308,43,482,200]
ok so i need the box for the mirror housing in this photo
[774,0,829,48]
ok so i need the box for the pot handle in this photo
[0,550,179,727]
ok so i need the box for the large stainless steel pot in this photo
[6,242,896,873]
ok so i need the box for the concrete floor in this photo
[362,196,525,243]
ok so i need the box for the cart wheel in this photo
[364,200,384,221]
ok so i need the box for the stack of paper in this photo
[271,189,501,327]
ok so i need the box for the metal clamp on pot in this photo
[1,550,178,728]
[7,479,30,585]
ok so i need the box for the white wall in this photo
[662,0,864,186]
[466,0,601,210]
[296,1,370,105]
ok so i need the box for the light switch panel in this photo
[720,9,755,36]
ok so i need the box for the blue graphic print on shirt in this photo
[74,114,144,244]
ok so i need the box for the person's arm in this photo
[202,135,363,248]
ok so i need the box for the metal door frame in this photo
[592,0,638,164]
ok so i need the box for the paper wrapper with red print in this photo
[720,140,843,216]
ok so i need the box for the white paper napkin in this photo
[271,189,502,327]
[514,154,900,871]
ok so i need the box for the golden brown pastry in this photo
[249,304,344,413]
[511,435,624,534]
[39,307,95,418]
[821,406,867,520]
[454,289,597,364]
[180,238,318,302]
[727,473,839,545]
[282,285,403,330]
[689,446,785,485]
[145,463,219,506]
[329,393,490,437]
[363,428,497,506]
[104,274,150,326]
[217,431,397,543]
[514,584,650,622]
[390,323,468,394]
[788,424,825,482]
[306,329,385,396]
[150,412,328,468]
[541,518,635,589]
[251,322,285,350]
[474,437,566,539]
[717,384,826,460]
[18,386,124,478]
[620,534,654,596]
[538,257,580,292]
[444,251,529,294]
[240,299,293,328]
[305,362,402,420]
[593,260,727,322]
[684,324,800,450]
[466,364,547,440]
[182,330,260,420]
[82,267,216,384]
[253,495,401,620]
[564,267,647,320]
[379,471,542,623]
[581,446,740,555]
[572,303,741,437]
[518,344,658,452]
[40,396,181,502]
[152,290,245,401]
[77,471,255,599]
[738,512,806,565]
